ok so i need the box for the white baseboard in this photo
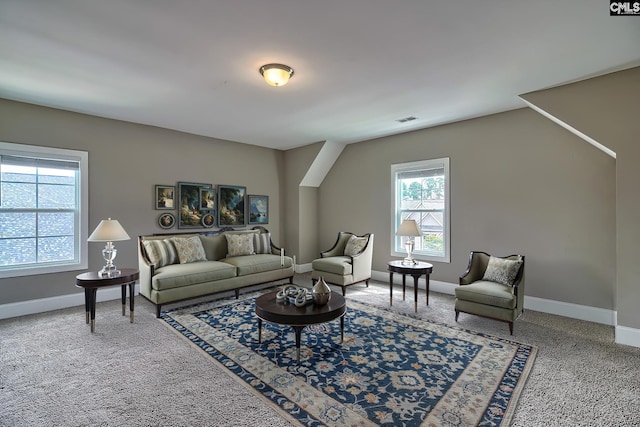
[0,285,140,320]
[371,269,639,347]
[615,325,640,348]
[295,263,313,274]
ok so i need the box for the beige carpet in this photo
[1,275,639,426]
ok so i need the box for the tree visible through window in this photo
[391,158,450,263]
[0,142,88,278]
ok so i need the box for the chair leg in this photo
[508,322,514,335]
[365,279,369,288]
[455,310,459,322]
[342,287,346,296]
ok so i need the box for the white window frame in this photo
[0,142,88,278]
[391,158,450,263]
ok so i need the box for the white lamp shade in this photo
[396,219,422,237]
[88,218,131,242]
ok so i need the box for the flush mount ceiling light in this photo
[259,63,294,87]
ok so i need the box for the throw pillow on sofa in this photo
[226,233,255,257]
[253,233,271,254]
[344,235,368,256]
[142,239,178,268]
[172,236,208,264]
[482,256,523,286]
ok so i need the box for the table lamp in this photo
[88,218,131,277]
[396,219,421,265]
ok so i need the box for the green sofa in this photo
[138,227,293,317]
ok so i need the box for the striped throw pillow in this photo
[142,239,178,268]
[253,233,271,254]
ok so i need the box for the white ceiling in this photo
[1,1,639,150]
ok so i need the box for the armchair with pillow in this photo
[311,232,374,296]
[455,251,525,334]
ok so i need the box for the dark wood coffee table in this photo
[255,290,346,363]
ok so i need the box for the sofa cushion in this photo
[312,256,353,276]
[482,256,522,286]
[172,236,208,264]
[253,232,271,254]
[142,239,178,268]
[152,261,236,291]
[223,254,291,276]
[344,235,368,256]
[199,234,227,261]
[454,281,516,309]
[225,233,255,256]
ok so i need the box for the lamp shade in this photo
[396,219,421,237]
[88,218,131,242]
[259,63,294,87]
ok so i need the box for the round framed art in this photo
[201,212,215,228]
[158,213,176,229]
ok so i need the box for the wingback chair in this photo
[455,251,525,334]
[311,232,374,296]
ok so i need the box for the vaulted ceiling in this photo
[1,0,638,150]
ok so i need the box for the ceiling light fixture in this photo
[259,63,294,87]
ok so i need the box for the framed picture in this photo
[248,195,269,224]
[155,185,175,210]
[178,182,211,229]
[217,185,246,227]
[200,188,216,211]
[201,212,215,228]
[158,212,176,229]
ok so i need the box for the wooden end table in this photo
[255,290,346,363]
[388,260,433,312]
[75,268,139,333]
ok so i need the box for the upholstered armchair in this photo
[455,251,525,334]
[311,232,374,296]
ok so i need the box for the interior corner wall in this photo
[0,99,284,305]
[282,142,324,265]
[520,66,640,330]
[317,107,616,312]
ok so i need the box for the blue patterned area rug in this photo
[161,292,536,427]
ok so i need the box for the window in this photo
[0,142,88,278]
[391,158,450,263]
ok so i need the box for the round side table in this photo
[75,268,139,333]
[388,260,433,312]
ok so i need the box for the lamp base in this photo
[402,257,418,265]
[98,265,121,278]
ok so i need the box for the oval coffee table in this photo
[255,290,346,363]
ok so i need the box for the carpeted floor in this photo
[1,274,639,426]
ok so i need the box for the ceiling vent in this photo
[396,116,417,123]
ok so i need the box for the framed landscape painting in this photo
[218,185,246,227]
[248,195,269,224]
[178,182,211,228]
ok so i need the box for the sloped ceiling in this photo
[1,0,638,150]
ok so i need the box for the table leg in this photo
[121,285,126,316]
[89,288,97,333]
[84,288,90,324]
[340,316,344,343]
[257,318,262,343]
[402,274,406,301]
[412,273,420,312]
[128,281,135,323]
[389,271,394,306]
[425,273,430,306]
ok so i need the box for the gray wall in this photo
[0,99,284,304]
[317,108,616,310]
[521,66,640,329]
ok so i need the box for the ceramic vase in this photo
[312,277,331,305]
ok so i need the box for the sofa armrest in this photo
[459,251,490,285]
[138,237,155,299]
[321,232,352,258]
[350,234,374,281]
